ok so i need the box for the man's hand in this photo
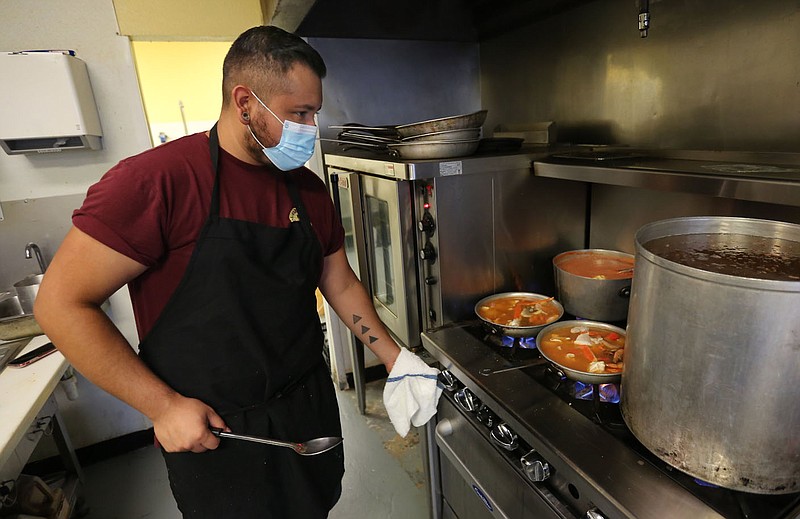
[152,394,227,453]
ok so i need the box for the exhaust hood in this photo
[0,51,103,155]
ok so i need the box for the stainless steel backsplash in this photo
[480,0,800,152]
[0,195,83,290]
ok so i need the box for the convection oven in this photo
[323,150,583,413]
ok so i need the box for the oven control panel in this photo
[449,383,552,485]
[436,370,582,518]
[416,181,442,331]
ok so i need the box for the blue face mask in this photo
[248,90,317,171]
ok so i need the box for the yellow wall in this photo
[132,41,231,144]
[113,0,263,40]
[114,0,270,144]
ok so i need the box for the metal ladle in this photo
[479,358,547,376]
[210,427,343,456]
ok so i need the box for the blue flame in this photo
[499,336,537,349]
[573,381,621,404]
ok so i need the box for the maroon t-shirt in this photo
[73,132,344,340]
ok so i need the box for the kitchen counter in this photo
[0,334,82,506]
[0,335,68,467]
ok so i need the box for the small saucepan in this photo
[553,249,634,322]
[474,291,564,338]
[535,319,626,384]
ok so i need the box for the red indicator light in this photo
[423,203,430,209]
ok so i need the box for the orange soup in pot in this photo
[538,323,625,374]
[477,295,561,327]
[555,250,634,280]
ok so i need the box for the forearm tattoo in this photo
[352,314,378,344]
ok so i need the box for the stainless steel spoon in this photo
[210,427,343,456]
[479,358,547,376]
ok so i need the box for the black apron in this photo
[138,126,344,518]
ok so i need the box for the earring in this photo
[242,112,250,121]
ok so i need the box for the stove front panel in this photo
[422,324,740,519]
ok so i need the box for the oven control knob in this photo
[521,450,551,482]
[476,405,497,428]
[418,212,436,235]
[419,242,437,262]
[490,423,519,451]
[438,370,459,391]
[454,388,481,412]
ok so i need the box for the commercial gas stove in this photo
[420,321,800,519]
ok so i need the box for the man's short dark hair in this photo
[222,25,326,105]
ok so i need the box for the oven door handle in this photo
[435,418,512,519]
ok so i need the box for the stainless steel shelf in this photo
[534,153,800,207]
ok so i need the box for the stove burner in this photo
[483,331,537,350]
[499,335,537,349]
[574,381,621,404]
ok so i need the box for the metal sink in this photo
[0,291,24,319]
[13,273,43,315]
[0,274,45,341]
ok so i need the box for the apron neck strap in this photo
[207,123,311,226]
[208,124,222,218]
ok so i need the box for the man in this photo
[35,26,401,518]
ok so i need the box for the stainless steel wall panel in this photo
[434,172,587,325]
[479,0,800,153]
[309,38,481,148]
[588,183,800,252]
[434,173,496,324]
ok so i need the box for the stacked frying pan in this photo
[326,110,487,160]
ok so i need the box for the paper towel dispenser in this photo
[0,51,103,154]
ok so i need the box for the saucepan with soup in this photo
[553,249,634,321]
[535,320,626,384]
[474,292,564,338]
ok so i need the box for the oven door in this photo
[359,174,421,349]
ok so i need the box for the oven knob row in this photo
[454,387,481,412]
[419,242,437,262]
[520,450,551,482]
[476,405,498,428]
[418,212,436,235]
[438,370,459,391]
[490,423,518,451]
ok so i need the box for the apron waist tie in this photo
[223,357,326,417]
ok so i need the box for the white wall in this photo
[0,0,155,452]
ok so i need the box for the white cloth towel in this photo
[383,348,442,437]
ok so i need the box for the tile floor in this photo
[77,380,428,518]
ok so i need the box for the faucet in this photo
[25,242,48,273]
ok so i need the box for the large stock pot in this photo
[622,216,800,494]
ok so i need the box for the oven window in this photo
[365,195,396,313]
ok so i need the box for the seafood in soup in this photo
[477,295,561,327]
[538,324,625,374]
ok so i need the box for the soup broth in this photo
[644,233,800,281]
[538,324,625,374]
[555,251,634,280]
[477,295,561,327]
